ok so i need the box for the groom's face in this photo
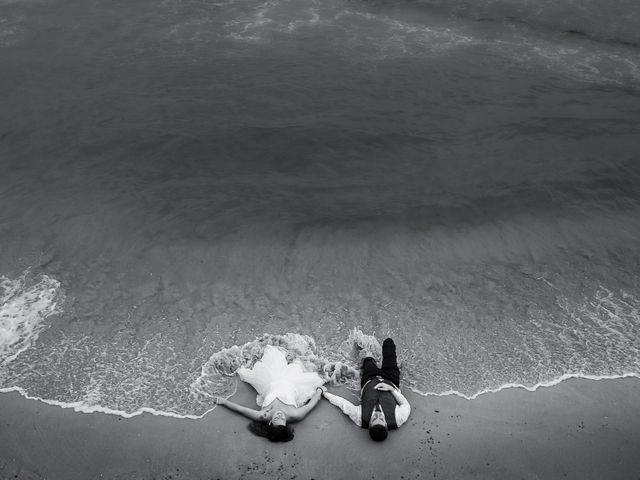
[370,404,387,427]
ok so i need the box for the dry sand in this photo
[1,377,639,480]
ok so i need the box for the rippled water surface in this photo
[1,0,639,416]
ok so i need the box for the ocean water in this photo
[1,0,639,418]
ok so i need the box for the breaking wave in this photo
[0,273,64,366]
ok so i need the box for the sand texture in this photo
[1,377,639,479]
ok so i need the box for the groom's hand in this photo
[374,383,396,392]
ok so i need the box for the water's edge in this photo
[2,373,638,420]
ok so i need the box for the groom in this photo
[322,338,411,441]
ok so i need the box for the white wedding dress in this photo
[237,345,325,408]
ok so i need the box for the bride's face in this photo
[270,410,287,426]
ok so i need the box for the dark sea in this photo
[1,0,639,418]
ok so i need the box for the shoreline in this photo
[1,376,639,479]
[2,371,640,418]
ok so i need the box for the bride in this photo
[215,345,327,442]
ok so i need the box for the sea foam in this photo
[189,329,381,403]
[1,323,639,419]
[0,272,64,366]
[414,372,640,400]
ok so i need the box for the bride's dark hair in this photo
[248,421,294,442]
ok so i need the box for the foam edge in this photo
[3,373,639,418]
[0,381,238,420]
[410,372,640,400]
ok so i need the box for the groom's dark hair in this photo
[248,421,294,442]
[369,424,388,442]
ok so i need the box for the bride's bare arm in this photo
[215,397,265,422]
[289,386,325,422]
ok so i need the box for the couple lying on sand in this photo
[214,338,411,442]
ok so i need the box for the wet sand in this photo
[1,377,639,480]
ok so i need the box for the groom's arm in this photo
[323,391,362,426]
[391,389,411,427]
[375,383,411,426]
